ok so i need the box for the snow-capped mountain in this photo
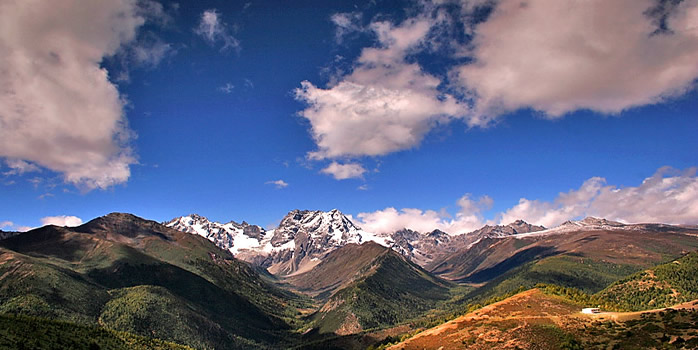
[251,209,391,275]
[166,209,391,276]
[172,210,696,277]
[270,209,364,247]
[164,214,267,254]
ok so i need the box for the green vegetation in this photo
[528,324,582,350]
[597,251,698,311]
[0,248,109,324]
[0,313,191,350]
[365,330,421,350]
[310,250,452,334]
[99,285,238,350]
[0,215,310,349]
[475,255,640,299]
[3,214,698,350]
[579,308,698,349]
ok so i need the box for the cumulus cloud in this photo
[0,221,12,229]
[0,0,148,189]
[195,9,239,51]
[320,162,367,180]
[296,16,468,161]
[298,0,698,167]
[265,179,289,189]
[357,193,492,234]
[356,167,698,234]
[498,167,698,227]
[456,0,698,119]
[40,215,83,227]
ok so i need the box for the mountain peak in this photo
[579,216,623,226]
[560,217,625,228]
[506,219,546,232]
[273,209,362,244]
[75,212,174,241]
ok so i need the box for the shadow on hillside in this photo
[0,226,89,262]
[462,246,560,284]
[87,257,290,343]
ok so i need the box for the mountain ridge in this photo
[163,209,549,274]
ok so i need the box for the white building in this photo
[582,307,601,314]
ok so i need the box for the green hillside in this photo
[307,245,453,335]
[461,254,641,306]
[597,251,698,311]
[0,213,309,349]
[0,313,191,350]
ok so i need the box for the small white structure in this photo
[582,307,601,314]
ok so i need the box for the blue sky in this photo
[1,0,697,233]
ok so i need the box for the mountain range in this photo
[1,209,698,349]
[164,209,547,275]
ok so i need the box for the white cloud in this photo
[195,9,239,51]
[16,226,33,232]
[132,38,173,67]
[358,208,449,234]
[298,1,698,166]
[136,0,173,27]
[357,194,492,234]
[496,177,607,228]
[40,215,83,227]
[356,167,698,234]
[331,12,363,43]
[0,0,145,189]
[219,82,235,94]
[296,17,467,160]
[498,167,698,227]
[320,162,366,180]
[0,221,13,229]
[265,179,289,189]
[456,0,698,119]
[3,159,41,176]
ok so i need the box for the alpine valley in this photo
[2,209,698,349]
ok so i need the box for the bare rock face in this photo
[263,209,369,275]
[242,224,263,239]
[269,209,362,248]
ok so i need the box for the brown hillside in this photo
[431,228,698,282]
[390,289,582,350]
[283,241,390,299]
